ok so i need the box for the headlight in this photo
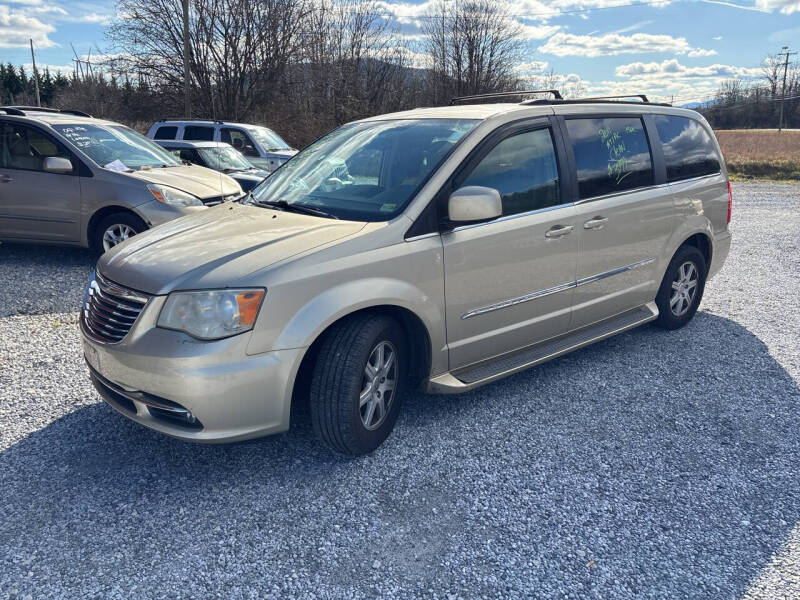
[157,289,265,340]
[147,184,203,207]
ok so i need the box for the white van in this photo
[146,120,297,173]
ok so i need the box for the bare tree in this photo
[422,0,524,104]
[109,0,307,119]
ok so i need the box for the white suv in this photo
[146,120,297,173]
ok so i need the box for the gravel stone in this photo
[0,182,798,598]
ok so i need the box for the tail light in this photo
[727,181,732,224]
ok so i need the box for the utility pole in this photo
[182,0,191,118]
[29,39,41,107]
[778,46,797,132]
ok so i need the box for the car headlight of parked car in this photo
[157,289,265,340]
[147,184,203,207]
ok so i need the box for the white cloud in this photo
[615,59,762,80]
[514,60,549,73]
[754,0,800,13]
[518,23,561,40]
[0,4,56,48]
[609,19,654,34]
[538,32,716,57]
[713,35,723,40]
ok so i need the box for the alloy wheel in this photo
[102,224,137,252]
[669,261,699,317]
[359,340,397,430]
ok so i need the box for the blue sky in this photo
[1,0,798,104]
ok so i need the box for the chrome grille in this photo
[81,272,151,343]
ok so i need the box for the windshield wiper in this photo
[251,198,338,220]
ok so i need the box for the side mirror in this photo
[448,186,502,224]
[43,156,73,174]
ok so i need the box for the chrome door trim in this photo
[461,280,576,320]
[449,202,574,233]
[575,257,655,288]
[461,257,656,319]
[573,183,669,206]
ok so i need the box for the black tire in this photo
[654,245,707,330]
[92,211,148,255]
[309,314,408,455]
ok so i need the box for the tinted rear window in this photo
[566,117,653,200]
[654,115,721,182]
[183,126,215,141]
[154,126,177,140]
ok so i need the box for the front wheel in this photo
[654,245,707,330]
[92,212,147,255]
[309,314,408,454]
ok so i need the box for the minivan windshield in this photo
[197,145,254,172]
[248,126,292,151]
[53,124,180,170]
[247,119,478,221]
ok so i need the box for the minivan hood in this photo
[125,164,241,199]
[99,203,366,294]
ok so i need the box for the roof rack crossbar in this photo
[3,106,93,118]
[576,94,650,103]
[450,89,562,105]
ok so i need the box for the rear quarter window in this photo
[653,115,721,182]
[183,126,215,141]
[154,126,177,140]
[566,117,654,200]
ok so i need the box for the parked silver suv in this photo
[0,106,242,253]
[82,94,732,454]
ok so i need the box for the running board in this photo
[426,302,658,394]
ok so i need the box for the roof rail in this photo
[450,89,562,105]
[521,94,671,107]
[156,118,226,123]
[0,107,26,116]
[3,106,93,118]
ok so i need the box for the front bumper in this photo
[81,313,306,443]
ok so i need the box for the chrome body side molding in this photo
[461,257,655,319]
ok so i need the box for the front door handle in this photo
[583,216,608,230]
[0,175,11,183]
[545,224,574,238]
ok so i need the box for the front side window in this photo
[654,115,721,182]
[221,128,258,156]
[183,126,215,141]
[566,117,653,199]
[53,124,180,170]
[248,118,478,221]
[1,123,72,172]
[154,126,177,140]
[246,126,291,151]
[460,128,561,217]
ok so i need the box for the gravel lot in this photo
[1,182,798,599]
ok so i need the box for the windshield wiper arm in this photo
[251,199,338,219]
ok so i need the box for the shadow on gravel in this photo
[0,243,95,316]
[1,312,798,597]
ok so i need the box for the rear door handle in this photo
[545,225,574,238]
[583,216,608,230]
[0,175,11,183]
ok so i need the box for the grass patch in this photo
[715,130,800,182]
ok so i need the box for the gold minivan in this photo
[0,106,242,253]
[81,94,732,454]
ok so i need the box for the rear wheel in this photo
[93,212,147,255]
[309,314,407,454]
[654,245,707,330]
